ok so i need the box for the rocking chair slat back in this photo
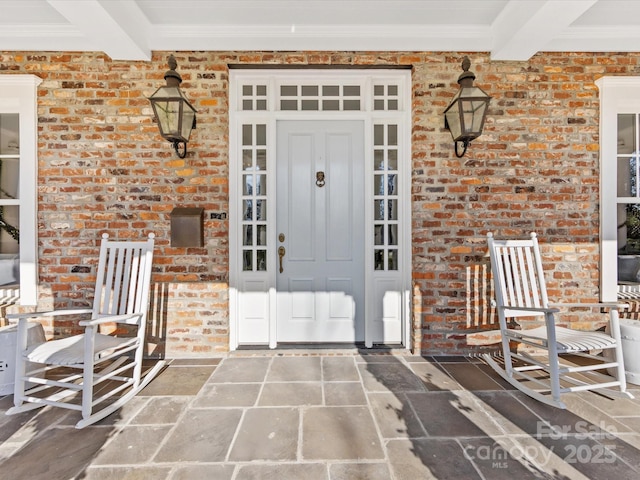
[93,234,155,321]
[6,232,164,429]
[490,235,549,318]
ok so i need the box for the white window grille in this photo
[373,122,399,271]
[241,84,268,111]
[279,84,362,111]
[241,123,268,271]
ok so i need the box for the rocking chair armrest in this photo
[498,305,559,314]
[548,302,629,310]
[79,312,143,326]
[6,308,93,320]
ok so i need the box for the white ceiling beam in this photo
[490,0,598,61]
[0,24,85,52]
[546,25,640,52]
[152,24,495,53]
[46,0,151,60]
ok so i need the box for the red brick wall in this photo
[1,50,635,356]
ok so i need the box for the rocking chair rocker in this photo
[484,232,633,408]
[6,233,164,428]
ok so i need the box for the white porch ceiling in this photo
[0,0,638,61]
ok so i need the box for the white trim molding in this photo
[596,76,640,302]
[229,69,411,350]
[0,74,42,306]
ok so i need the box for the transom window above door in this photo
[238,77,405,112]
[279,84,362,111]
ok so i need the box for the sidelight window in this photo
[373,122,399,271]
[241,123,268,271]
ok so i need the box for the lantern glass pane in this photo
[461,100,475,135]
[470,101,487,132]
[460,87,490,135]
[459,86,484,98]
[153,99,181,137]
[150,87,182,138]
[180,106,196,141]
[445,105,462,140]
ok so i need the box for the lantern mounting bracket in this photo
[454,140,469,158]
[173,140,187,158]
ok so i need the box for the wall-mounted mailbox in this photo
[170,207,204,247]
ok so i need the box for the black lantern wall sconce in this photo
[443,56,491,158]
[149,55,197,158]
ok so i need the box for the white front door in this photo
[276,120,365,343]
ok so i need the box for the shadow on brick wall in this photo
[147,282,169,359]
[464,262,501,348]
[621,300,640,320]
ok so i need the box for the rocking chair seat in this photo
[25,334,135,366]
[511,325,618,353]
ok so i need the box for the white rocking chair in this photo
[484,232,633,408]
[6,233,165,428]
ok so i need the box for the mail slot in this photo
[170,207,204,247]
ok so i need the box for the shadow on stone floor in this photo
[2,353,640,480]
[362,353,640,480]
[0,360,217,480]
[0,394,121,480]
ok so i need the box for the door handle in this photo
[278,246,286,273]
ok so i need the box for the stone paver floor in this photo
[1,353,640,479]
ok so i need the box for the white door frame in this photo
[229,69,412,350]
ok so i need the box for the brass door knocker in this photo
[316,171,325,187]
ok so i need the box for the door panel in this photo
[326,133,353,261]
[289,133,315,261]
[276,120,364,343]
